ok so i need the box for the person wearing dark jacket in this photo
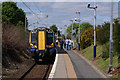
[60,39,64,49]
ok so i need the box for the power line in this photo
[22,2,41,21]
[34,2,41,13]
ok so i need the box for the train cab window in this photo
[31,33,37,45]
[47,33,53,45]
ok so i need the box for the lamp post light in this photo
[87,2,97,59]
[76,11,81,51]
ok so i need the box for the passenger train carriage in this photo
[29,27,56,62]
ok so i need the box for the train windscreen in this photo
[47,33,53,45]
[31,33,37,45]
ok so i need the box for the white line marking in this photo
[48,49,58,79]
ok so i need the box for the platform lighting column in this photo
[87,1,97,59]
[76,11,81,51]
[94,2,97,59]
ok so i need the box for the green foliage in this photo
[17,21,24,27]
[50,24,58,33]
[113,19,120,62]
[66,22,92,36]
[67,23,79,35]
[97,22,110,45]
[80,22,93,35]
[81,27,94,49]
[66,34,71,39]
[100,42,109,60]
[2,2,26,26]
[58,30,61,36]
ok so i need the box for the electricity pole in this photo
[108,0,113,72]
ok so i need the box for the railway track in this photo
[19,61,52,80]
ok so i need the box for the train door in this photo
[38,30,46,51]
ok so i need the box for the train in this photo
[29,27,56,62]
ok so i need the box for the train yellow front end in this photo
[29,27,56,62]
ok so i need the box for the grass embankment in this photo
[78,44,118,78]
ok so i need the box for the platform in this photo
[51,47,77,78]
[49,47,107,79]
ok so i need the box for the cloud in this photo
[16,2,119,31]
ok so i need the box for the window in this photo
[47,33,53,45]
[31,33,37,45]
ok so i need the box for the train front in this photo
[29,27,56,62]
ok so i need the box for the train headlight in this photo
[36,49,38,52]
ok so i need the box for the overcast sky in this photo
[1,0,119,34]
[16,2,118,33]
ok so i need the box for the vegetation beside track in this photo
[2,1,31,74]
[66,18,120,79]
[77,44,118,78]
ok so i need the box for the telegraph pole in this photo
[108,0,113,72]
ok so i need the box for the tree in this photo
[58,30,61,36]
[50,24,58,33]
[80,22,93,35]
[81,27,94,49]
[66,22,92,36]
[113,19,120,60]
[66,23,79,35]
[97,22,110,45]
[2,2,27,26]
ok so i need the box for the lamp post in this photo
[76,11,81,51]
[108,0,113,73]
[87,2,97,59]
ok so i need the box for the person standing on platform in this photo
[60,39,64,49]
[65,38,69,50]
[56,39,58,45]
[71,39,73,49]
[68,39,71,50]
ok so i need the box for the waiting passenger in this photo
[60,39,64,49]
[65,39,69,50]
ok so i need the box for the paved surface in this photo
[53,47,77,78]
[66,50,106,78]
[54,53,67,78]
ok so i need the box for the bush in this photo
[97,22,110,45]
[80,27,94,49]
[2,24,29,67]
[100,43,109,60]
